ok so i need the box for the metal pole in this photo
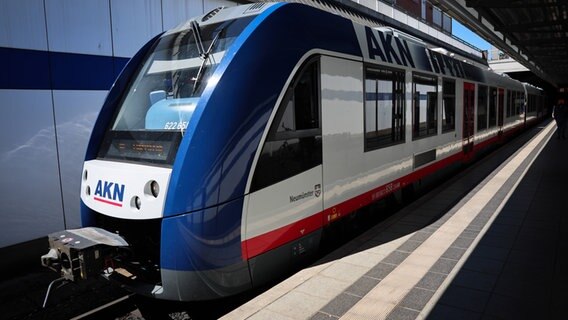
[42,277,68,308]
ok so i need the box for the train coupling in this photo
[41,227,129,282]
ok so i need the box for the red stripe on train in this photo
[94,196,123,207]
[242,213,323,259]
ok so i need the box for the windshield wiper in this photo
[190,20,206,58]
[191,22,223,96]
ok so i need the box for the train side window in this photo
[506,90,512,118]
[250,59,322,192]
[477,85,488,131]
[442,79,455,133]
[529,94,536,112]
[364,67,405,151]
[512,91,518,115]
[518,92,525,114]
[412,73,438,140]
[511,91,516,116]
[526,94,530,113]
[488,87,497,128]
[507,90,518,117]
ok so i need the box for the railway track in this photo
[70,294,137,320]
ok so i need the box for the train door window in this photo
[506,90,512,118]
[477,85,488,131]
[519,92,525,114]
[498,88,504,126]
[463,82,475,141]
[514,91,519,115]
[527,95,532,113]
[529,95,536,112]
[364,67,405,151]
[526,95,530,113]
[250,59,321,192]
[412,73,438,140]
[488,87,497,128]
[512,91,517,117]
[442,79,455,133]
[512,91,518,115]
[519,92,527,114]
[518,91,524,115]
[512,91,517,116]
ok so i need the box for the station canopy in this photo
[465,0,568,87]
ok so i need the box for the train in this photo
[41,2,546,302]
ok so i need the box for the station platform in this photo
[222,119,566,320]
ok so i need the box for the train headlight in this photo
[145,180,160,199]
[150,181,159,198]
[131,196,142,210]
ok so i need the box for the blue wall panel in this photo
[45,0,112,56]
[53,90,107,229]
[0,90,65,247]
[0,48,50,90]
[110,0,163,58]
[49,52,129,91]
[0,0,47,51]
[0,48,130,91]
[161,0,205,30]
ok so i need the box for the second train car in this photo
[51,2,545,301]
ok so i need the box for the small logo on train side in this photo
[289,184,322,203]
[94,180,125,207]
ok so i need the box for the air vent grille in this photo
[244,2,267,14]
[202,6,224,22]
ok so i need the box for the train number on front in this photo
[164,121,188,130]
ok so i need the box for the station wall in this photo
[0,0,237,249]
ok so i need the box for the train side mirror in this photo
[150,90,166,105]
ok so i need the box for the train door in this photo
[319,56,365,227]
[522,86,528,126]
[498,88,504,129]
[244,57,323,284]
[463,82,475,155]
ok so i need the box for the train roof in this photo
[165,3,279,36]
[162,2,541,93]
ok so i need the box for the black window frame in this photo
[488,87,497,128]
[506,89,512,118]
[363,65,406,152]
[518,91,525,114]
[442,78,456,133]
[250,57,322,192]
[412,72,438,140]
[477,85,488,131]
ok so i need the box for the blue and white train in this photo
[44,2,545,301]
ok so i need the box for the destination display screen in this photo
[106,139,173,162]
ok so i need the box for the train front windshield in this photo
[98,17,253,165]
